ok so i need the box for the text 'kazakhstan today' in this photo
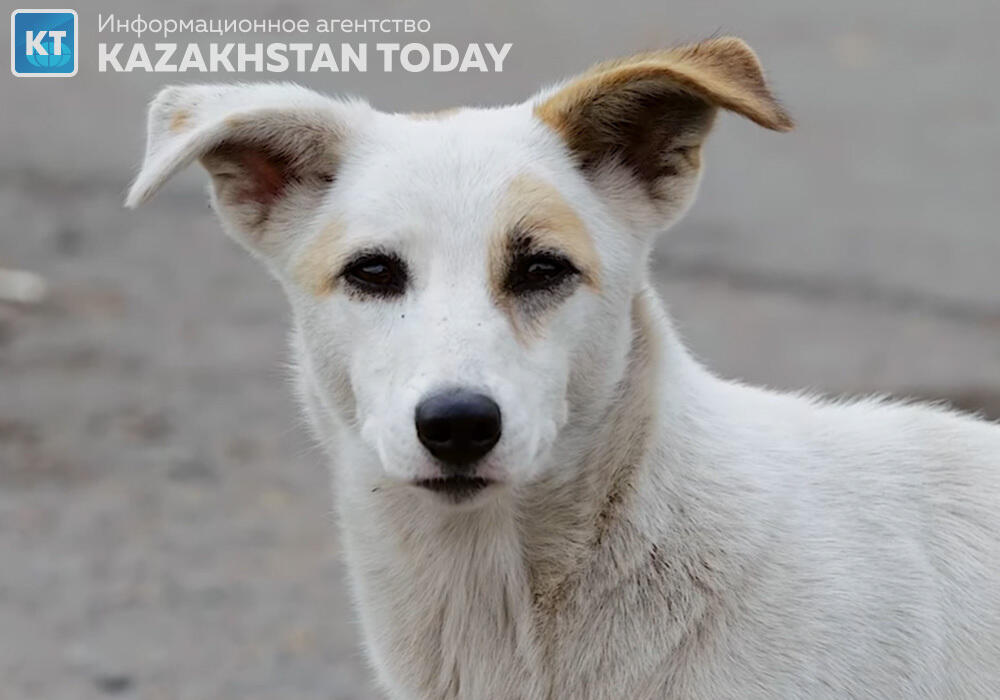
[98,42,513,73]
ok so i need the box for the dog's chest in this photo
[343,500,548,699]
[344,497,704,700]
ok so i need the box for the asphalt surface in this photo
[1,1,998,698]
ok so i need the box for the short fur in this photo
[127,37,1000,699]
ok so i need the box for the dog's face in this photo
[290,117,616,493]
[127,38,790,502]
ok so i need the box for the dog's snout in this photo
[415,390,502,469]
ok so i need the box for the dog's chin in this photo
[413,475,499,506]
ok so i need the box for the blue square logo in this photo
[11,9,78,77]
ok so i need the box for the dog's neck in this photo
[518,289,662,611]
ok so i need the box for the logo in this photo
[11,9,77,77]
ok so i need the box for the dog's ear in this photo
[534,37,792,210]
[126,83,369,256]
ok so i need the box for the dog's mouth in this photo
[414,475,494,501]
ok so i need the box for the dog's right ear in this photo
[125,83,369,257]
[533,37,792,221]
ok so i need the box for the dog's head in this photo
[127,38,791,503]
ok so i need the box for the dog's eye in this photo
[342,253,407,297]
[506,253,579,294]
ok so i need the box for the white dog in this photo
[127,37,1000,699]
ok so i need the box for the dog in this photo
[126,36,1000,699]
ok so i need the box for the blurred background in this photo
[1,0,998,697]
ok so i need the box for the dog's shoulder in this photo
[806,392,1000,477]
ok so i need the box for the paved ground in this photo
[1,1,998,698]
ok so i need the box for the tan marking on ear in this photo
[291,220,348,296]
[406,107,462,121]
[490,174,600,343]
[535,37,793,136]
[169,109,190,133]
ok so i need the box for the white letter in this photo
[311,43,338,72]
[288,43,311,72]
[124,43,153,72]
[25,30,47,56]
[376,43,399,71]
[459,44,487,72]
[433,43,458,72]
[178,43,206,72]
[400,42,429,72]
[209,43,235,72]
[341,43,365,72]
[98,43,123,71]
[153,43,177,72]
[265,43,288,72]
[49,30,66,55]
[486,43,512,72]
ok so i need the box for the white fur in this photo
[127,71,1000,699]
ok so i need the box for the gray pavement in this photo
[1,1,998,698]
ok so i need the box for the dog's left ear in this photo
[126,83,369,258]
[534,37,792,208]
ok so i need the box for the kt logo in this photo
[11,9,78,77]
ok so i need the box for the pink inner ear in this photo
[232,148,288,205]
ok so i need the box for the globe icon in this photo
[25,36,72,69]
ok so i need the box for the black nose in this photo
[415,390,502,469]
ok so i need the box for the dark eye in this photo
[342,253,407,297]
[506,253,579,294]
